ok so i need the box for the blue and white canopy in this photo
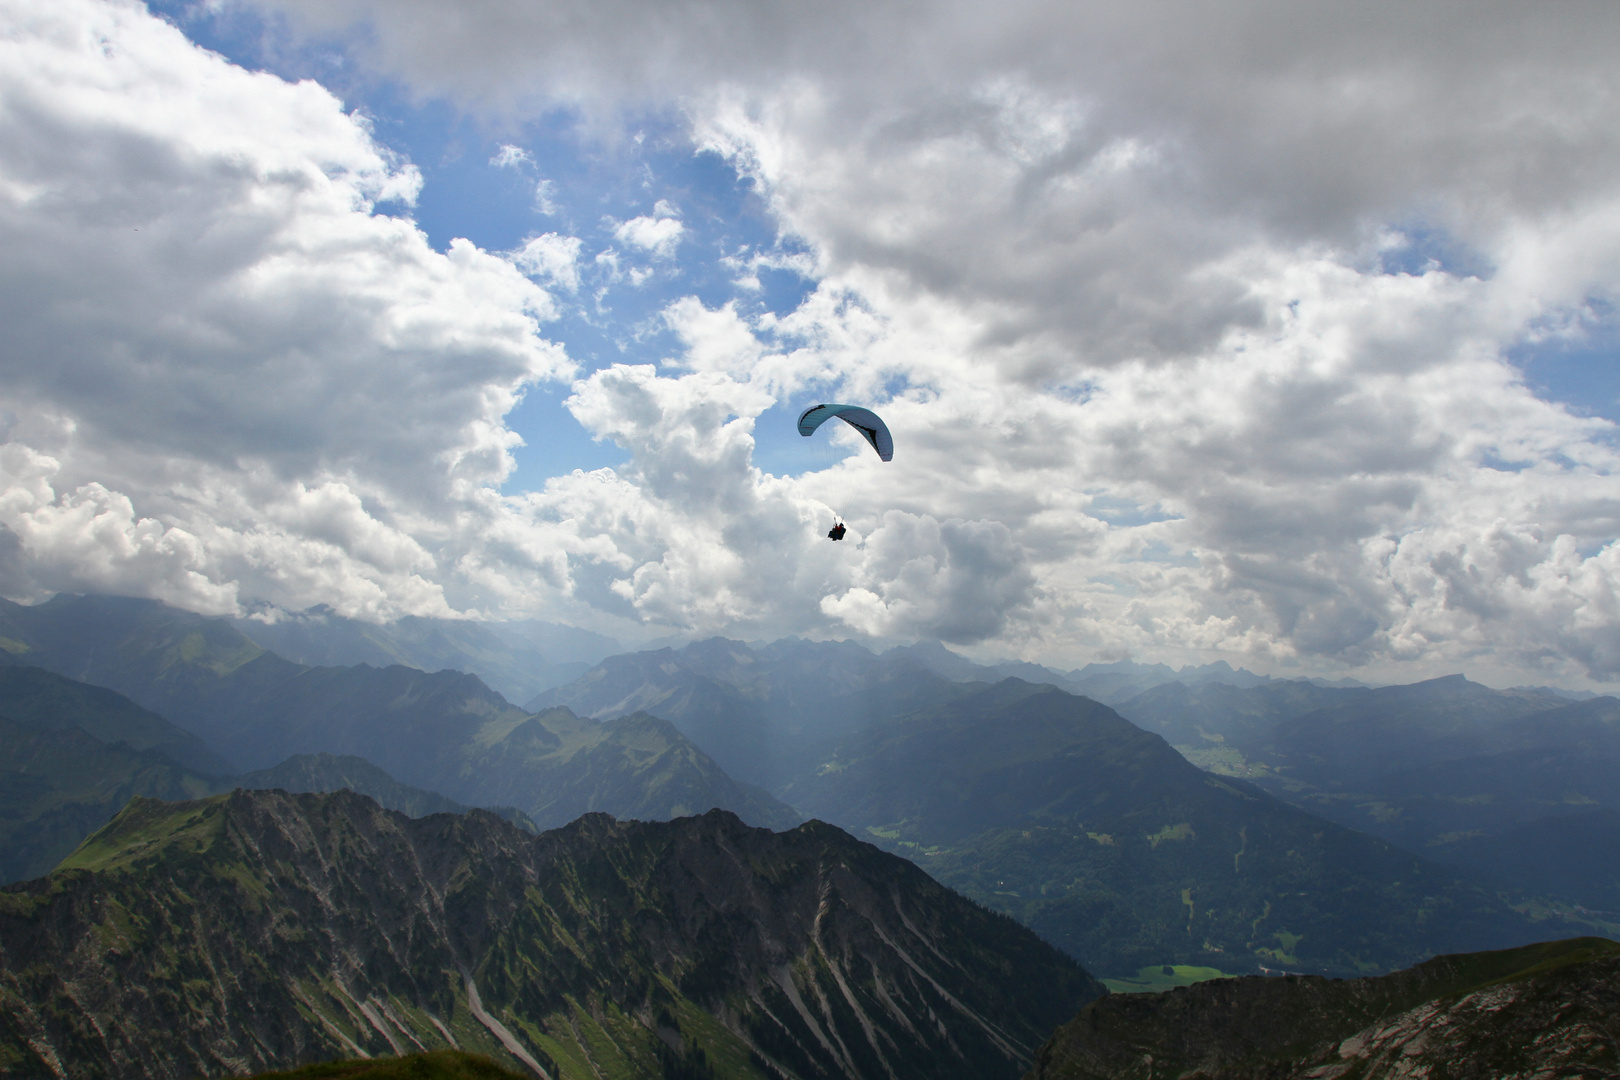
[796,403,894,462]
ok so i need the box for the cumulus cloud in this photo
[821,513,1037,643]
[510,232,584,292]
[612,201,685,259]
[0,0,569,620]
[8,0,1620,683]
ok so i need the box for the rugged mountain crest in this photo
[0,789,1100,1080]
[1026,936,1620,1080]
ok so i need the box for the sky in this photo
[2,0,1619,688]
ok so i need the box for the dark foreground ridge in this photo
[245,1050,528,1079]
[1026,936,1620,1080]
[0,789,1101,1080]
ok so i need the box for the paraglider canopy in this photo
[797,403,893,462]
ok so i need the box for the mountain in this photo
[529,637,977,789]
[0,664,230,776]
[1110,679,1354,762]
[230,752,546,830]
[445,707,800,830]
[1116,676,1620,907]
[1254,675,1572,788]
[0,716,214,884]
[1061,659,1281,704]
[0,595,799,832]
[1027,935,1620,1080]
[1442,808,1620,913]
[0,664,232,882]
[880,646,1288,706]
[0,788,1103,1079]
[531,639,1311,794]
[774,678,1585,978]
[0,662,545,882]
[232,607,621,706]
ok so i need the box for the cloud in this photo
[490,143,532,168]
[0,0,570,621]
[9,0,1620,684]
[510,232,584,292]
[821,513,1037,643]
[612,204,685,259]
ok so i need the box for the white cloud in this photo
[510,232,584,292]
[612,207,684,259]
[490,143,532,168]
[0,0,571,621]
[533,178,559,215]
[10,0,1620,684]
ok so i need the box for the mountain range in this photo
[230,607,621,707]
[0,788,1101,1079]
[2,593,1611,982]
[530,638,1595,977]
[0,594,797,836]
[0,661,540,882]
[1116,675,1620,909]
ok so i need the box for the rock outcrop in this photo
[1026,936,1620,1080]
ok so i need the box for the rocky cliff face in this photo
[0,790,1101,1080]
[1026,936,1620,1080]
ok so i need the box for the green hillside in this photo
[0,716,215,883]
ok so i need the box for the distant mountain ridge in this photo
[1115,675,1620,909]
[231,606,620,706]
[529,636,978,789]
[528,636,1602,976]
[773,677,1578,977]
[0,788,1102,1079]
[0,594,800,846]
[0,661,542,881]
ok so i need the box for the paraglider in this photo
[798,403,891,540]
[796,403,893,462]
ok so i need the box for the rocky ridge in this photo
[0,788,1100,1079]
[1025,936,1620,1080]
